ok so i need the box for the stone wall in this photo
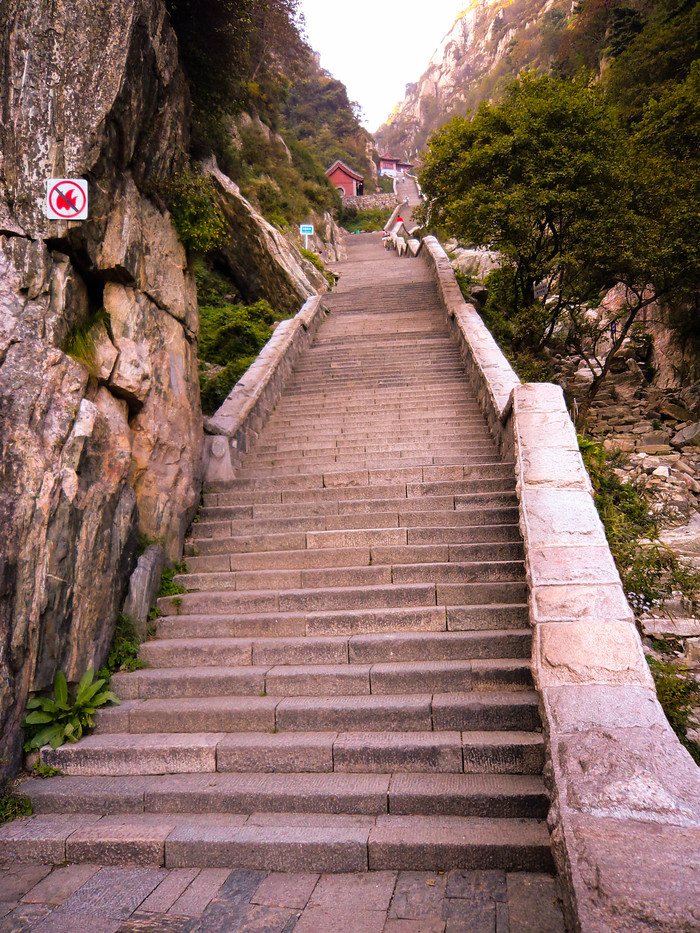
[422,235,700,933]
[0,0,203,775]
[342,193,398,211]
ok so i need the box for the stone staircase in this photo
[7,234,553,875]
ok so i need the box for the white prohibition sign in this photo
[46,178,88,220]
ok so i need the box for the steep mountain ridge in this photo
[376,0,570,159]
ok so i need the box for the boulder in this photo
[672,422,700,448]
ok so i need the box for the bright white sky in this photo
[298,0,462,134]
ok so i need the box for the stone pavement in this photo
[0,864,564,932]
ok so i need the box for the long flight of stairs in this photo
[13,235,553,874]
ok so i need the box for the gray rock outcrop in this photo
[376,0,570,159]
[204,160,328,316]
[0,0,203,775]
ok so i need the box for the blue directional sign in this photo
[299,224,314,235]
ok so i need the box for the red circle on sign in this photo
[48,180,86,218]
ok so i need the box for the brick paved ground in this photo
[0,864,565,932]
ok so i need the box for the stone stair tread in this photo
[139,629,531,669]
[25,771,548,820]
[0,812,552,871]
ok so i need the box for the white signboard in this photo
[299,224,314,235]
[46,179,88,220]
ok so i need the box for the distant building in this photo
[378,154,413,177]
[325,160,364,198]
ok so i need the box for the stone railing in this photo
[421,235,700,933]
[202,296,327,483]
[342,193,398,210]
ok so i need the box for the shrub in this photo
[97,613,146,683]
[300,247,335,287]
[22,669,120,751]
[154,166,227,253]
[0,785,32,825]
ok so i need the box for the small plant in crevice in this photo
[158,566,187,598]
[300,247,335,287]
[61,307,110,376]
[22,669,120,752]
[578,436,700,609]
[97,613,147,683]
[32,761,62,779]
[0,781,32,825]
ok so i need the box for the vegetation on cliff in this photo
[417,5,700,416]
[165,0,372,229]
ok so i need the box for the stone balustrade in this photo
[421,234,700,933]
[202,296,327,482]
[342,193,398,210]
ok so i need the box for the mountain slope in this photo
[375,0,570,159]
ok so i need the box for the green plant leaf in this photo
[54,670,68,707]
[23,710,54,725]
[75,668,95,701]
[28,724,64,750]
[93,691,120,707]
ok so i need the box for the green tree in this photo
[417,73,624,347]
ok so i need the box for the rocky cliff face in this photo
[376,0,569,159]
[0,0,203,775]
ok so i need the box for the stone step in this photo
[112,659,531,700]
[213,465,515,492]
[198,491,516,522]
[158,582,439,616]
[0,812,553,872]
[155,606,454,640]
[208,466,515,496]
[139,630,531,669]
[242,446,498,466]
[206,476,516,508]
[186,522,523,555]
[173,559,524,593]
[235,453,503,477]
[25,772,548,820]
[43,723,544,774]
[184,541,524,573]
[252,433,492,453]
[190,507,520,541]
[158,581,527,617]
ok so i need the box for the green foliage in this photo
[97,613,146,683]
[61,308,110,376]
[418,66,700,411]
[158,566,186,598]
[195,261,290,414]
[418,73,622,336]
[338,205,394,233]
[0,786,32,824]
[647,657,700,763]
[300,248,334,287]
[33,761,62,778]
[578,437,700,609]
[281,57,374,182]
[153,165,227,253]
[22,669,120,752]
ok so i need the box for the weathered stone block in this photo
[531,584,634,624]
[535,620,651,686]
